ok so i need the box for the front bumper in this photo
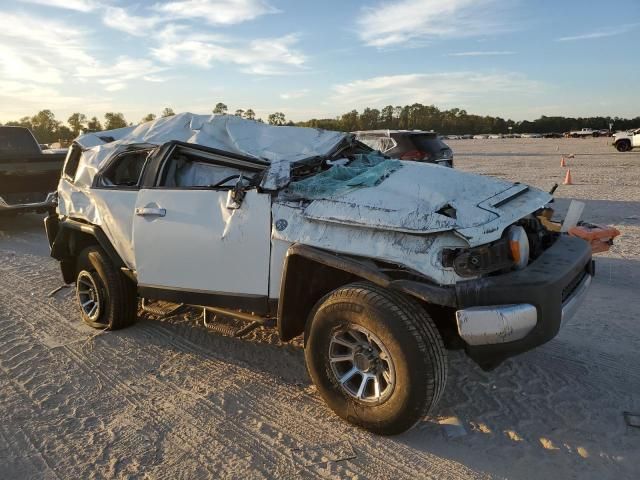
[0,191,57,214]
[455,235,593,368]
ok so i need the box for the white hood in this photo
[294,162,552,247]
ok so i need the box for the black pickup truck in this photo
[0,126,66,214]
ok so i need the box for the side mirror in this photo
[226,174,246,210]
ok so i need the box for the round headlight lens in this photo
[507,225,530,269]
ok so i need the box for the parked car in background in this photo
[473,134,489,139]
[521,133,542,139]
[569,128,600,138]
[354,129,454,167]
[612,128,640,152]
[488,134,503,139]
[47,113,596,435]
[0,126,66,214]
[542,132,563,138]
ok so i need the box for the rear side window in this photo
[408,134,449,154]
[63,144,82,181]
[96,150,150,188]
[378,137,396,152]
[356,135,396,152]
[357,135,380,150]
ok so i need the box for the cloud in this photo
[151,26,305,75]
[0,12,95,66]
[357,0,510,47]
[0,79,113,120]
[556,24,638,41]
[103,7,162,36]
[153,0,278,25]
[447,51,515,56]
[17,0,97,12]
[0,11,96,91]
[280,89,309,100]
[104,82,127,92]
[331,72,540,107]
[75,56,168,90]
[0,11,167,98]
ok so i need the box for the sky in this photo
[1,0,639,124]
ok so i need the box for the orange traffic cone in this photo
[563,169,573,185]
[560,157,566,167]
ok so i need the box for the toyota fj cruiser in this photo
[46,114,594,435]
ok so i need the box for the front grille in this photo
[562,270,587,303]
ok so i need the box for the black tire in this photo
[75,246,137,330]
[616,140,631,152]
[304,282,447,435]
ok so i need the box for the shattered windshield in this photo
[281,152,402,200]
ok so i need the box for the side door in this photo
[132,143,272,311]
[87,145,155,269]
[634,129,640,148]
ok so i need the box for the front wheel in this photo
[304,282,447,435]
[75,246,137,330]
[616,140,631,152]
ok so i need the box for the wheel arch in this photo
[276,244,458,341]
[50,217,128,284]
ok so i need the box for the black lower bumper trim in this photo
[455,235,593,368]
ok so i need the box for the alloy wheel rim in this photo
[76,271,102,322]
[328,325,396,404]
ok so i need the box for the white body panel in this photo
[90,190,138,269]
[58,179,137,269]
[133,189,271,296]
[271,202,470,286]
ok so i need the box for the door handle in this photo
[135,206,166,217]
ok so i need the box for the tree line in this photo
[296,105,640,135]
[2,102,638,144]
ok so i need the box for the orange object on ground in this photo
[560,157,566,167]
[563,169,573,185]
[568,223,621,254]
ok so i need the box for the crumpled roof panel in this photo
[76,112,347,163]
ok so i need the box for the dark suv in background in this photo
[354,130,454,167]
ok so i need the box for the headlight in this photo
[507,225,529,269]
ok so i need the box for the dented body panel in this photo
[133,189,271,295]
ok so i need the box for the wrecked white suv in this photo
[46,114,594,435]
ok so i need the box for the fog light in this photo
[507,225,529,269]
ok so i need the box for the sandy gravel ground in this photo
[1,138,638,479]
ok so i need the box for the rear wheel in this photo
[75,246,137,330]
[616,140,631,152]
[304,282,447,435]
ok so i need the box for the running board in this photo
[202,306,275,338]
